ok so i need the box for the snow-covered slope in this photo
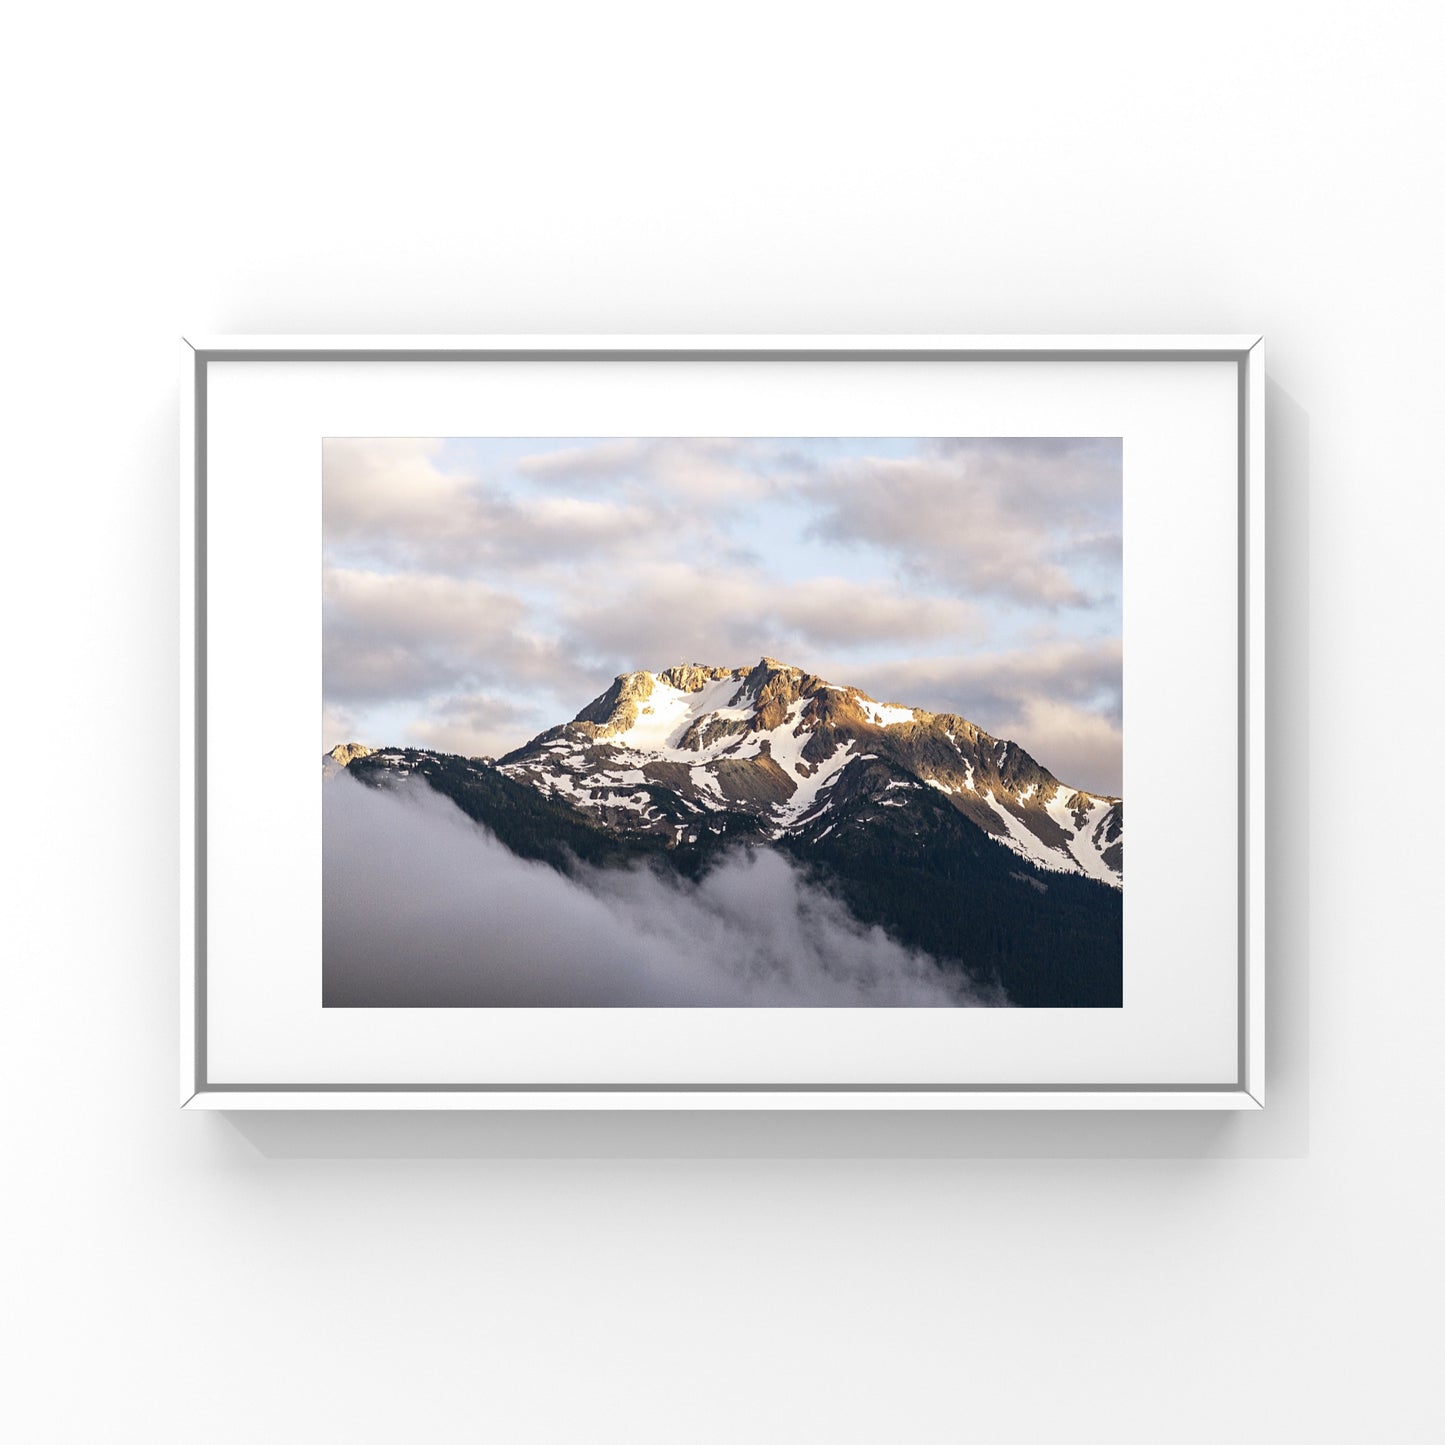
[491,658,1122,887]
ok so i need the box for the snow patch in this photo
[761,700,812,776]
[689,767,723,798]
[982,790,1080,877]
[594,791,651,814]
[773,740,858,828]
[614,680,698,751]
[860,700,916,727]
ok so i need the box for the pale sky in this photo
[323,436,1124,794]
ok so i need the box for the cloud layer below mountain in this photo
[323,773,998,1008]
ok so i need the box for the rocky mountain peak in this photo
[571,669,658,737]
[744,655,805,691]
[325,742,375,767]
[657,663,741,693]
[744,657,815,730]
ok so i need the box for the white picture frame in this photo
[181,334,1265,1110]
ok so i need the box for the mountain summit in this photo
[494,658,1122,887]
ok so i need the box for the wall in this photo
[4,3,1440,1441]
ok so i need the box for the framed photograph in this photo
[181,335,1264,1109]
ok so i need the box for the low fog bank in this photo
[323,773,1001,1007]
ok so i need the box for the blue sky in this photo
[323,436,1124,793]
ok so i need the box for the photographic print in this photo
[322,437,1123,1009]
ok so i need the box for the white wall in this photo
[4,3,1441,1441]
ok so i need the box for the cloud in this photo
[323,773,998,1008]
[407,692,550,761]
[929,437,1121,506]
[323,437,700,575]
[322,702,359,752]
[559,563,982,666]
[845,640,1124,794]
[321,437,460,542]
[323,568,589,707]
[857,638,1123,720]
[800,438,1122,608]
[518,437,782,502]
[997,696,1124,799]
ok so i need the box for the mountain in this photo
[328,658,1124,1006]
[495,658,1122,887]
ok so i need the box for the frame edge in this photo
[183,335,1265,1110]
[180,338,199,1107]
[1243,337,1267,1106]
[183,1089,1266,1111]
